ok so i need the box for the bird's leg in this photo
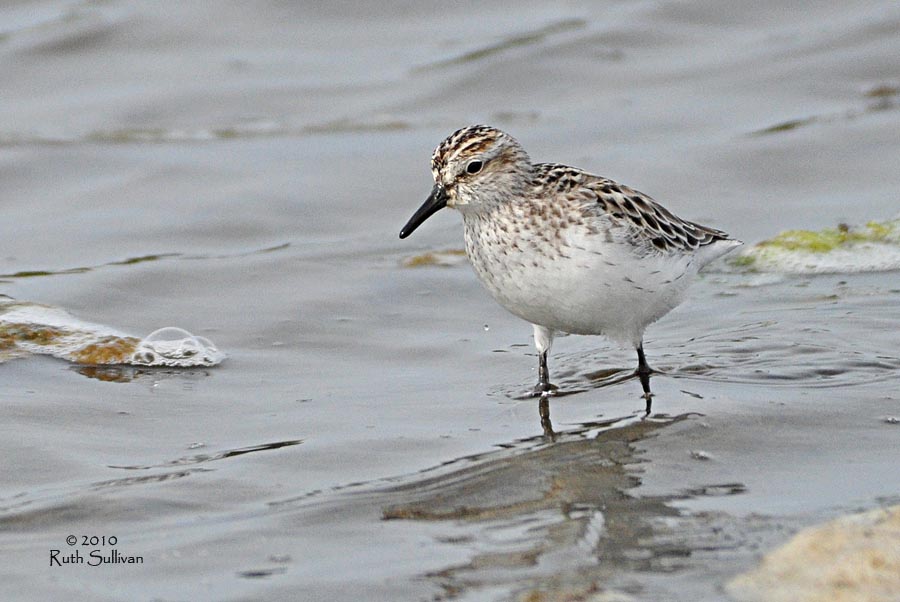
[636,343,653,414]
[536,349,554,394]
[532,324,558,396]
[539,395,555,439]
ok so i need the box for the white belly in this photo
[464,222,704,347]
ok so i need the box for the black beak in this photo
[399,184,448,239]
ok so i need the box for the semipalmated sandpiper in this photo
[400,125,740,409]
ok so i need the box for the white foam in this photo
[130,327,224,367]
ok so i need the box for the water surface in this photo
[2,2,899,600]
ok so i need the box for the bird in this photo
[399,125,740,409]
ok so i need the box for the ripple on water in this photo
[664,316,900,388]
[491,274,900,398]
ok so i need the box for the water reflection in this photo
[376,411,749,596]
[73,365,214,384]
[536,395,653,440]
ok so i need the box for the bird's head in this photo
[400,125,532,239]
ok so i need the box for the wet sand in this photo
[2,2,900,601]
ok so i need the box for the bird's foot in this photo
[635,367,653,415]
[642,390,654,416]
[532,380,558,398]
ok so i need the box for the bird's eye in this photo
[465,160,484,175]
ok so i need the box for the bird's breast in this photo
[461,209,696,340]
[462,210,596,324]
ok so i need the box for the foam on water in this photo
[130,327,223,367]
[0,299,224,367]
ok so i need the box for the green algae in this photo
[756,221,898,253]
[729,255,758,268]
[730,218,900,273]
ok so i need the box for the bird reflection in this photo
[538,371,655,439]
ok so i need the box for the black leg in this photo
[533,350,558,397]
[636,343,653,414]
[539,396,555,439]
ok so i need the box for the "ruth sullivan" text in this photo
[50,549,144,566]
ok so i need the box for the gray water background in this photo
[2,2,900,600]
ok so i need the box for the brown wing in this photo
[534,163,732,254]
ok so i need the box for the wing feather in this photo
[533,163,732,254]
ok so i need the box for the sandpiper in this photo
[400,125,740,408]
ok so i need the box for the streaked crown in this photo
[429,125,533,208]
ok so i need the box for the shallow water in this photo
[2,2,900,601]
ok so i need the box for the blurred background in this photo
[2,2,899,601]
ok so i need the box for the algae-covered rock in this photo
[732,218,900,274]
